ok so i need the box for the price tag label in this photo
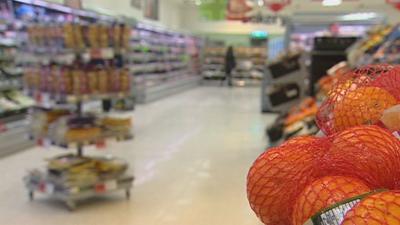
[39,182,54,194]
[95,183,106,193]
[43,138,51,149]
[69,187,80,194]
[101,48,114,59]
[90,49,102,59]
[41,93,51,108]
[105,180,117,191]
[96,139,106,149]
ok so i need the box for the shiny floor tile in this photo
[0,87,274,225]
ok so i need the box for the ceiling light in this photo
[341,12,377,21]
[322,0,342,6]
[195,0,202,6]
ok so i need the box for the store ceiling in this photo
[180,0,390,13]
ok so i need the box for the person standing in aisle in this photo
[223,45,236,87]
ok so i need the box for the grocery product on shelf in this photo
[266,97,319,144]
[129,24,201,89]
[347,24,395,66]
[26,154,133,210]
[202,46,226,80]
[232,47,267,85]
[29,109,133,146]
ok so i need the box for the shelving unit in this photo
[130,23,202,103]
[262,52,306,113]
[8,0,135,210]
[232,47,267,86]
[202,46,267,86]
[0,1,36,157]
[202,46,225,80]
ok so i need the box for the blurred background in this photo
[0,0,398,224]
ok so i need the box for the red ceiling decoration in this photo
[386,0,400,11]
[265,0,291,13]
[226,0,252,20]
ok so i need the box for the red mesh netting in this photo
[291,176,371,225]
[247,136,328,225]
[341,191,400,225]
[316,64,400,135]
[320,125,400,190]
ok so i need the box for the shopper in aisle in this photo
[223,45,236,87]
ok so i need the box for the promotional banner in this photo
[199,0,228,21]
[144,0,159,20]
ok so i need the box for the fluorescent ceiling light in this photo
[342,12,377,21]
[195,0,202,6]
[322,0,342,6]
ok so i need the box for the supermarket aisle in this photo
[0,87,273,225]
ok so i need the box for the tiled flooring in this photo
[0,87,274,225]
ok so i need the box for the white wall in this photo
[45,0,183,30]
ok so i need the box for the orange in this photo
[247,136,327,225]
[381,105,400,131]
[291,176,370,225]
[320,125,400,189]
[282,136,319,146]
[371,66,400,101]
[341,191,400,225]
[333,87,397,132]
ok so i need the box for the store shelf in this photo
[30,92,130,109]
[25,169,134,210]
[136,75,201,103]
[30,129,133,150]
[0,114,34,158]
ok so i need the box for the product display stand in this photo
[261,52,306,113]
[25,89,134,211]
[15,1,135,210]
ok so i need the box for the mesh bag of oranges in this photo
[316,64,400,135]
[247,136,328,225]
[247,125,400,225]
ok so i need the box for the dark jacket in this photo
[225,47,236,74]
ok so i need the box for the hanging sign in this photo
[198,0,227,21]
[264,0,291,13]
[226,0,252,20]
[386,0,400,10]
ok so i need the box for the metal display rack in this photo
[261,52,307,113]
[8,0,135,210]
[25,96,134,210]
